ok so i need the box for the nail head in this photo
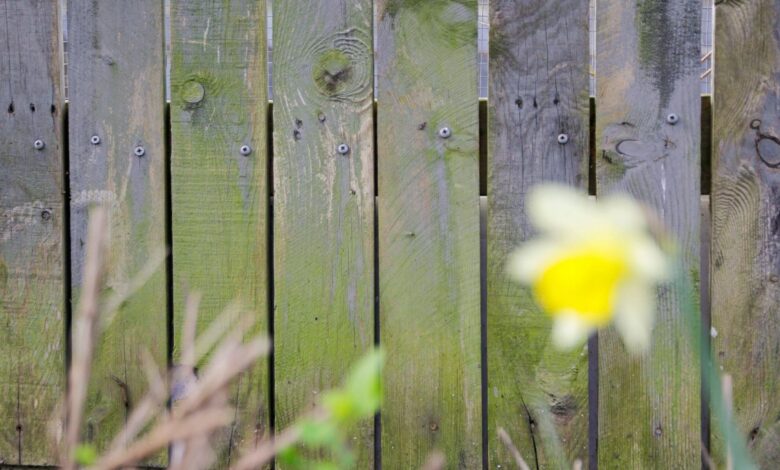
[240,145,252,156]
[557,133,569,145]
[666,113,679,125]
[90,135,101,145]
[134,146,145,157]
[337,143,350,155]
[438,127,452,139]
[33,139,45,150]
[40,209,51,221]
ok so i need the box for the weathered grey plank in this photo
[0,0,64,465]
[272,0,375,466]
[487,0,590,467]
[712,1,780,466]
[67,0,167,459]
[170,0,269,465]
[376,1,481,467]
[596,0,701,467]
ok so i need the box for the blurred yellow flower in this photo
[507,185,668,353]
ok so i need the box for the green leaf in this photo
[343,348,383,418]
[299,419,341,447]
[74,444,98,466]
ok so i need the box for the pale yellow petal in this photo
[506,241,561,284]
[551,311,594,350]
[628,235,669,281]
[527,185,599,236]
[600,194,648,234]
[613,280,656,353]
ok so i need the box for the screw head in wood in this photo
[666,113,679,125]
[337,143,350,155]
[90,135,101,145]
[40,209,51,221]
[33,139,45,150]
[438,127,452,139]
[557,133,569,145]
[134,146,145,157]
[240,145,252,156]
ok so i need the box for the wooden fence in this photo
[0,0,778,469]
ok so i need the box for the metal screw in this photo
[240,145,252,156]
[40,209,51,221]
[438,127,452,139]
[337,143,350,155]
[33,139,45,150]
[557,133,569,145]
[666,113,679,125]
[90,135,101,145]
[134,146,145,157]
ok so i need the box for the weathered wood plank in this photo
[170,0,268,465]
[487,0,590,467]
[67,0,167,458]
[0,0,64,465]
[376,1,481,467]
[596,0,701,467]
[272,0,375,465]
[712,1,780,466]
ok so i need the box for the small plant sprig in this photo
[60,207,382,470]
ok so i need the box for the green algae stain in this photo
[635,0,699,108]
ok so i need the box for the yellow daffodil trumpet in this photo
[507,185,669,353]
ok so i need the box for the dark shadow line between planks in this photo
[700,95,713,468]
[164,102,174,379]
[479,99,487,197]
[267,100,277,466]
[63,101,73,396]
[163,100,174,466]
[701,97,712,196]
[373,100,382,470]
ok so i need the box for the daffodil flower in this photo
[506,185,669,353]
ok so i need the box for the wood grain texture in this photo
[376,1,481,467]
[487,0,590,467]
[712,1,780,466]
[272,0,375,466]
[0,0,64,465]
[596,0,701,467]
[170,1,268,465]
[67,0,167,458]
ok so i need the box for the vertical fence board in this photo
[272,0,375,465]
[376,1,481,467]
[67,0,167,458]
[596,0,701,467]
[0,1,64,465]
[170,0,268,465]
[712,1,780,466]
[487,0,590,467]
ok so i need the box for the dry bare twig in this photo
[498,427,532,470]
